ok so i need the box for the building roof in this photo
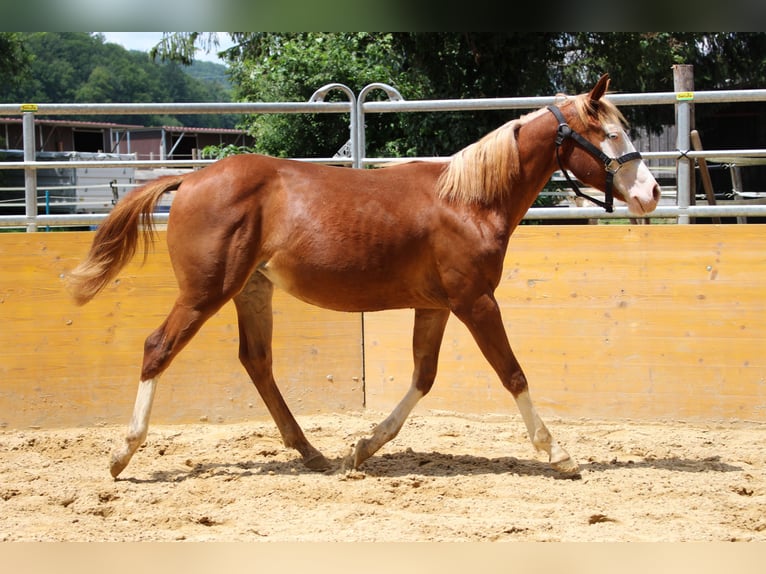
[0,117,143,129]
[130,125,248,135]
[0,117,247,135]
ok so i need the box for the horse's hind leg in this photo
[454,293,579,475]
[110,378,157,478]
[110,299,222,478]
[233,273,330,471]
[352,308,450,468]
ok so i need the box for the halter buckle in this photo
[555,123,571,146]
[605,158,621,174]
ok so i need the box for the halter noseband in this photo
[547,105,642,213]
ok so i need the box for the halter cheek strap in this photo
[547,105,642,213]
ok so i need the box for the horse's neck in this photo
[502,120,559,221]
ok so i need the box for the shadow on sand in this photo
[118,447,741,484]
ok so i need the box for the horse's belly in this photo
[256,259,441,312]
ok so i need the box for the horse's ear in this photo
[589,73,611,102]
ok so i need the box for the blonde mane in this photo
[436,91,626,204]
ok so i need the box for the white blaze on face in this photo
[601,123,661,215]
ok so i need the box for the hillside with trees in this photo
[0,32,237,129]
[3,32,764,159]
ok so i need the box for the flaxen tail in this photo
[67,176,185,306]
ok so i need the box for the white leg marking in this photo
[514,390,551,451]
[374,386,424,442]
[514,389,579,474]
[110,378,158,478]
[353,386,424,467]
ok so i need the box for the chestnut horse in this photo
[68,74,660,478]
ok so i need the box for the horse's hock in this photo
[1,224,764,429]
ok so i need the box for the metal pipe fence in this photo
[2,83,766,231]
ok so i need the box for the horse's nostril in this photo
[652,184,661,203]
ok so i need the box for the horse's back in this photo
[161,154,455,311]
[170,153,447,229]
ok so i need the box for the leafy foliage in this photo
[0,33,30,80]
[8,32,765,158]
[187,32,766,159]
[199,144,254,160]
[223,33,409,158]
[554,33,766,132]
[0,33,236,128]
[217,33,565,158]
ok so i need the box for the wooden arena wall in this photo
[1,225,764,429]
[0,232,364,429]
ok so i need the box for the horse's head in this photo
[550,74,661,215]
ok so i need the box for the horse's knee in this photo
[141,330,171,380]
[502,370,528,396]
[413,356,439,395]
[238,341,272,383]
[143,329,161,354]
[414,376,436,396]
[141,324,187,380]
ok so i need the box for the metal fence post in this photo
[357,83,404,168]
[673,65,694,224]
[22,109,38,232]
[309,83,357,168]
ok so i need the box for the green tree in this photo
[381,33,561,156]
[556,32,766,131]
[224,33,408,158]
[156,32,766,156]
[203,32,562,158]
[0,32,30,81]
[0,33,236,129]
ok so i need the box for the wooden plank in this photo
[364,225,766,422]
[0,232,363,428]
[690,130,719,206]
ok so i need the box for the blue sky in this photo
[99,32,233,63]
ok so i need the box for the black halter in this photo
[547,105,642,213]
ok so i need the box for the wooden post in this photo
[690,129,721,224]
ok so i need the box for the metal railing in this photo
[2,83,766,231]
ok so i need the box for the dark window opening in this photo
[73,130,104,152]
[168,134,198,159]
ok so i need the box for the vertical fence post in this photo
[357,83,404,168]
[673,64,694,224]
[308,83,357,167]
[22,109,38,232]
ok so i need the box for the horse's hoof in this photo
[352,438,374,469]
[550,454,580,475]
[109,454,128,478]
[303,451,332,471]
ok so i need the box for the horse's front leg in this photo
[234,274,330,471]
[454,293,579,475]
[352,308,450,468]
